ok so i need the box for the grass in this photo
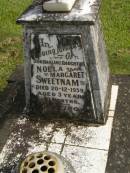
[100,0,130,74]
[0,0,130,91]
[0,0,32,91]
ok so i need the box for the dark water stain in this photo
[31,64,34,77]
[57,35,82,49]
[30,34,41,60]
[29,94,71,119]
[29,88,96,123]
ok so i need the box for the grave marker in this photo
[17,0,111,123]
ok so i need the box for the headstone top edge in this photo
[17,0,101,24]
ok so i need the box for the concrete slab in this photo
[0,85,119,173]
[65,117,114,150]
[39,122,55,142]
[48,143,62,154]
[51,127,66,144]
[62,145,108,173]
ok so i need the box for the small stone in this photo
[43,0,77,12]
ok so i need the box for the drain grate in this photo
[20,151,64,173]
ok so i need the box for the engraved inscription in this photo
[31,34,90,115]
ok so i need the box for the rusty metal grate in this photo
[20,151,64,173]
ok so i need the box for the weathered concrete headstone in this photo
[17,0,111,123]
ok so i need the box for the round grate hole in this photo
[48,168,55,173]
[48,161,55,167]
[29,156,35,161]
[32,170,39,173]
[41,166,48,172]
[44,155,51,160]
[36,154,43,158]
[22,168,27,173]
[29,162,35,168]
[37,159,44,165]
[24,161,28,167]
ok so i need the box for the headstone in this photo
[17,0,111,123]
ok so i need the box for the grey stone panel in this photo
[23,21,110,123]
[23,25,97,121]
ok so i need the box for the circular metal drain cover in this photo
[20,151,64,173]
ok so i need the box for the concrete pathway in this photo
[0,85,118,173]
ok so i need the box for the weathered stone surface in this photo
[30,34,94,117]
[17,0,110,123]
[17,0,101,24]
